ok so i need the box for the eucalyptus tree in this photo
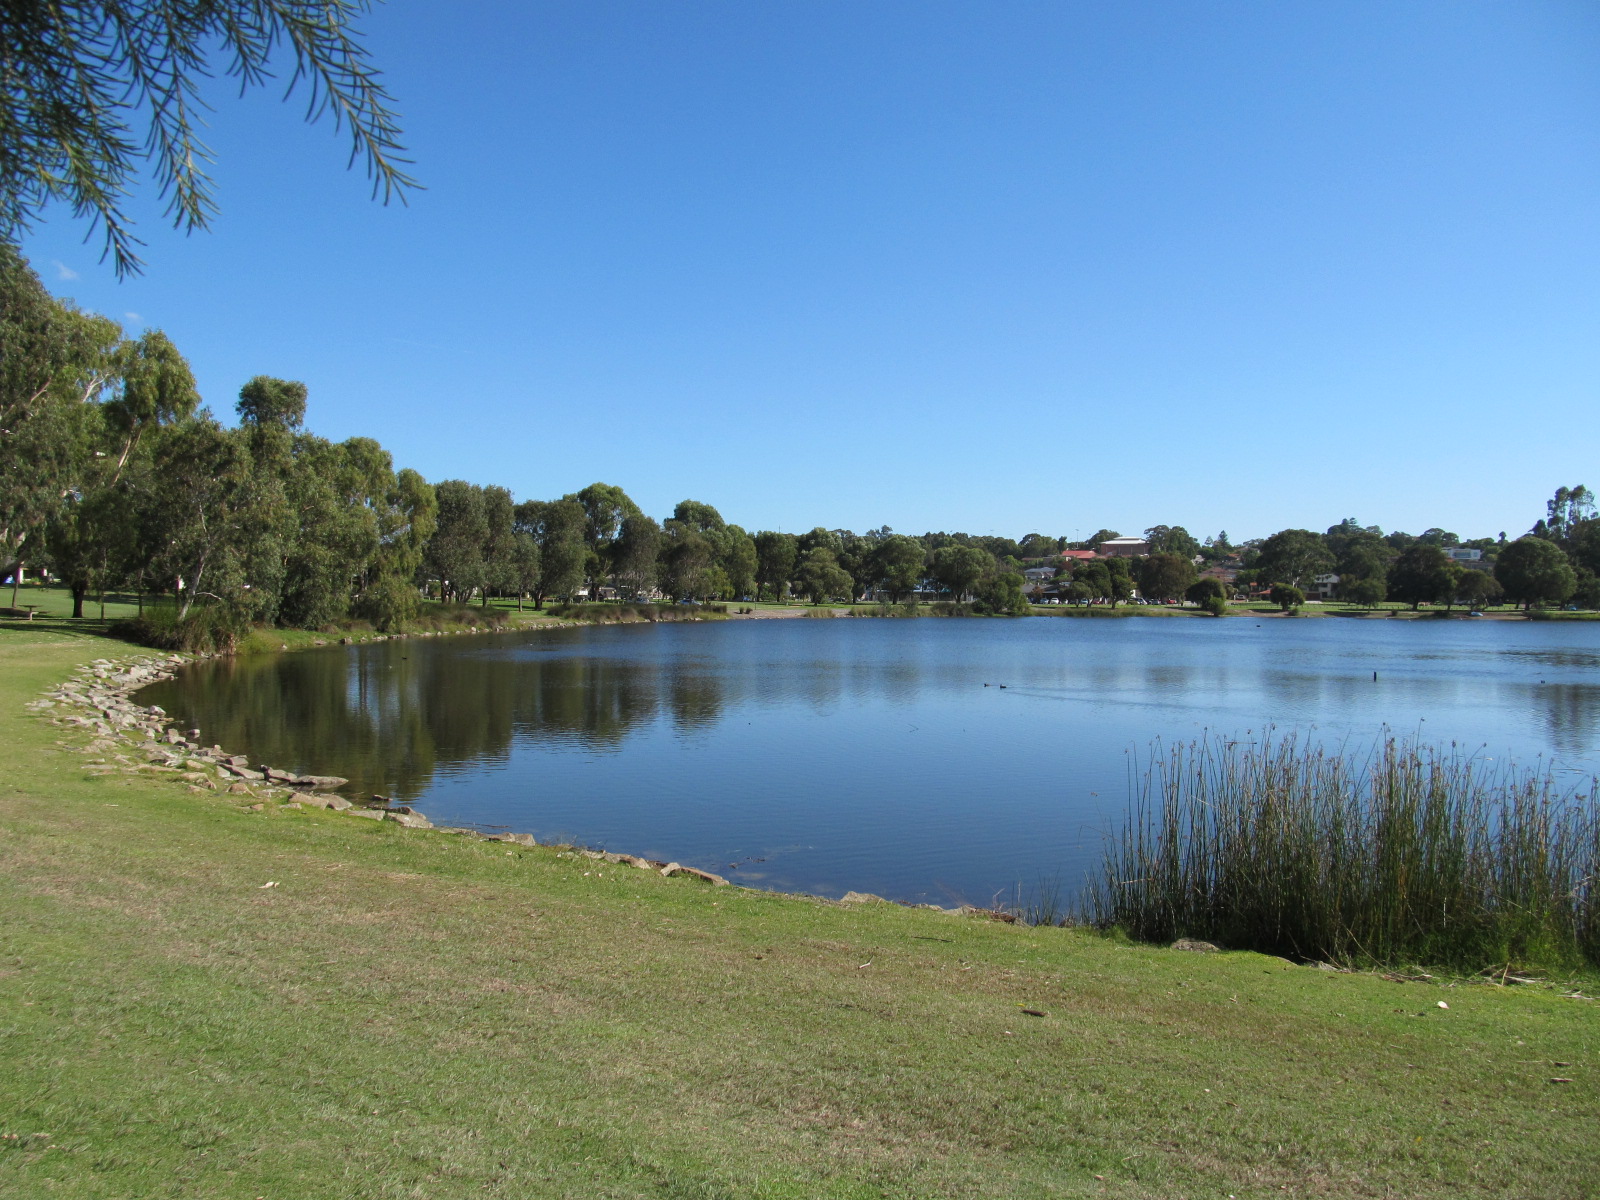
[657,523,714,602]
[870,535,927,602]
[40,326,198,616]
[1,0,416,276]
[1494,537,1577,610]
[278,435,395,627]
[140,414,254,617]
[1326,520,1391,593]
[672,499,725,533]
[1452,571,1500,611]
[480,485,516,607]
[354,467,436,630]
[796,527,844,560]
[753,531,798,602]
[1102,556,1134,606]
[1387,545,1461,610]
[715,525,759,599]
[426,481,488,603]
[509,532,541,610]
[1337,576,1387,608]
[571,482,641,595]
[930,544,990,601]
[1144,525,1200,559]
[1018,532,1061,559]
[1540,486,1595,541]
[1251,528,1333,589]
[1566,519,1600,577]
[974,571,1030,615]
[794,547,853,605]
[612,513,661,600]
[0,244,121,578]
[232,376,308,621]
[103,330,200,479]
[1136,553,1198,603]
[1072,560,1111,603]
[516,498,587,608]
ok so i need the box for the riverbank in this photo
[2,626,1596,1197]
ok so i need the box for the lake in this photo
[137,615,1600,906]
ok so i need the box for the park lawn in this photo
[1,629,1596,1199]
[1,584,145,623]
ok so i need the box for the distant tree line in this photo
[5,247,1596,632]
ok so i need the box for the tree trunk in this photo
[72,584,86,619]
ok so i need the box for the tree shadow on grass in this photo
[0,616,128,643]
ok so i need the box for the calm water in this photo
[139,617,1600,906]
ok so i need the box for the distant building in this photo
[1058,549,1098,562]
[1098,537,1150,558]
[1308,573,1340,601]
[1442,548,1482,562]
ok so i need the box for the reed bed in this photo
[1086,733,1599,971]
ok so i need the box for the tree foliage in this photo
[1,0,417,275]
[1269,584,1305,613]
[1387,545,1461,610]
[1137,553,1197,603]
[1252,529,1333,589]
[1494,537,1577,610]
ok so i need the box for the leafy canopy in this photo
[1,0,417,274]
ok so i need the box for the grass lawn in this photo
[1,627,1596,1198]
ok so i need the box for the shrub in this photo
[1269,584,1304,612]
[111,603,247,653]
[413,602,511,631]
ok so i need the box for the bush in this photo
[548,601,725,623]
[973,573,1030,615]
[412,602,512,631]
[111,603,247,653]
[352,577,421,632]
[1200,595,1228,617]
[1269,584,1304,612]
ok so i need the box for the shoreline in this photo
[31,636,984,917]
[27,608,1595,919]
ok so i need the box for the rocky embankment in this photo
[27,650,733,885]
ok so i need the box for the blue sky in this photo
[20,1,1600,543]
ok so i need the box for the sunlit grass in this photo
[2,632,1596,1197]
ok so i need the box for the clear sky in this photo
[19,1,1600,543]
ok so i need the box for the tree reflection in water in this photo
[138,632,726,801]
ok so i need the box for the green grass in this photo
[2,630,1598,1197]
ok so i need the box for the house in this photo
[1058,549,1097,562]
[1098,537,1150,558]
[1307,573,1340,601]
[1022,567,1057,584]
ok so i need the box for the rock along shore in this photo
[27,637,1014,918]
[26,643,753,892]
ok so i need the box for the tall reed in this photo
[1086,733,1599,971]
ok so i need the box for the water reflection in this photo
[137,619,1600,904]
[1539,683,1600,758]
[141,633,732,799]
